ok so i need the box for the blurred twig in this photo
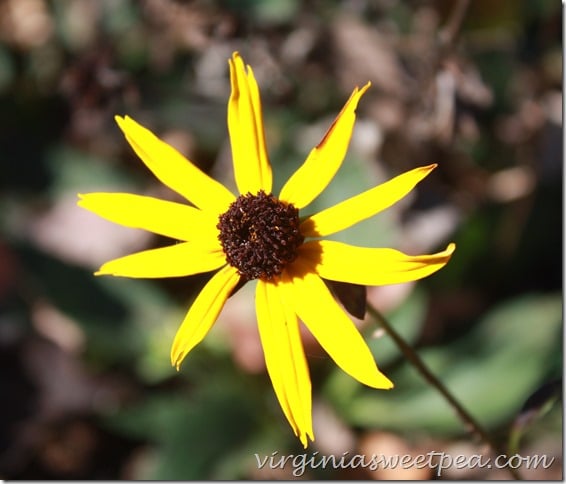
[438,0,471,50]
[367,303,522,480]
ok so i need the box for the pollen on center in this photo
[217,190,304,280]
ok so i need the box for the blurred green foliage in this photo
[344,293,561,433]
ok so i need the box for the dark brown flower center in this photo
[217,190,304,280]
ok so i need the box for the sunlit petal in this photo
[228,52,272,194]
[95,242,227,278]
[279,83,370,209]
[171,265,240,369]
[78,192,220,245]
[300,241,456,286]
[283,258,393,389]
[76,51,461,451]
[256,280,313,447]
[301,164,437,237]
[115,115,235,213]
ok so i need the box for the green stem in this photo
[366,303,522,480]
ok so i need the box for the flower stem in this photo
[366,303,522,480]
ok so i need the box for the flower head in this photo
[78,52,455,447]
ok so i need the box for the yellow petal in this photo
[283,259,393,389]
[301,164,437,237]
[228,52,272,194]
[95,242,227,278]
[77,193,220,245]
[115,115,235,213]
[279,83,370,209]
[300,241,456,286]
[256,279,313,447]
[171,265,240,369]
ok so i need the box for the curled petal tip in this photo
[173,358,184,371]
[373,374,394,390]
[419,163,437,173]
[114,114,134,130]
[171,350,184,370]
[230,51,244,68]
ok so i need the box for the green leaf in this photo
[104,374,259,479]
[46,145,137,196]
[366,287,427,366]
[507,379,562,454]
[344,293,562,435]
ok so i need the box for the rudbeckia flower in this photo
[78,52,455,447]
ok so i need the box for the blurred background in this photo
[0,0,562,479]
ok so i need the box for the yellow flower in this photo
[78,52,455,447]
